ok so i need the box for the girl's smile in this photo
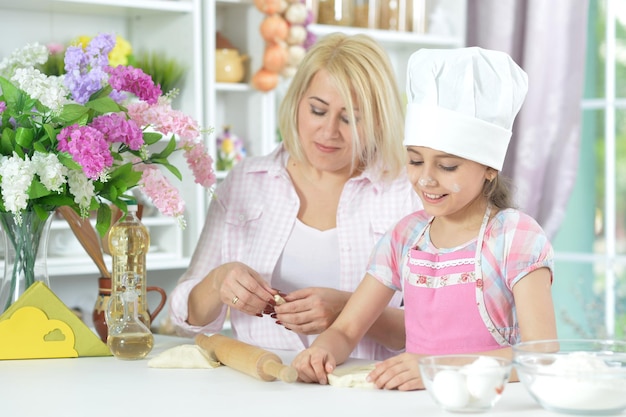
[407,146,493,221]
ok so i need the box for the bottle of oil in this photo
[105,272,154,360]
[108,200,151,328]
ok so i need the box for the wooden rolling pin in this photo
[195,334,298,383]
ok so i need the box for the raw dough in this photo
[327,363,378,389]
[148,344,221,369]
[274,294,286,305]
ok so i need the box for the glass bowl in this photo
[419,355,512,413]
[512,339,626,415]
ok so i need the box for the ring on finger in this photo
[232,296,239,305]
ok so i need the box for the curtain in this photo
[466,0,589,239]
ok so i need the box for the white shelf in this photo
[308,23,465,49]
[216,82,253,92]
[45,253,190,277]
[0,0,194,14]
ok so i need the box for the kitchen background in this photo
[0,0,622,340]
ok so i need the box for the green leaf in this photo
[85,96,122,114]
[15,127,34,148]
[158,162,183,181]
[0,76,19,104]
[91,85,113,100]
[143,132,163,145]
[43,124,57,139]
[151,136,177,159]
[27,179,52,199]
[57,152,82,170]
[37,194,75,207]
[108,162,134,180]
[33,205,52,221]
[57,104,90,123]
[0,127,15,155]
[96,204,113,237]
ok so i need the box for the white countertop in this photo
[0,335,594,417]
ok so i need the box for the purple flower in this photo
[63,33,115,104]
[91,112,144,150]
[0,101,6,113]
[86,33,115,68]
[57,124,113,179]
[106,65,162,105]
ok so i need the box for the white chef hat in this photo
[404,47,528,171]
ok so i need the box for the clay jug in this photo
[215,48,248,83]
[93,276,167,342]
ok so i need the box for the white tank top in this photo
[272,219,340,292]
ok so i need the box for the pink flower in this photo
[106,65,161,104]
[91,112,144,150]
[138,166,185,217]
[126,97,199,139]
[57,125,113,180]
[46,42,65,55]
[179,137,216,188]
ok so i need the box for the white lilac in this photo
[66,170,95,217]
[11,68,69,112]
[0,43,48,79]
[0,153,36,221]
[32,151,68,193]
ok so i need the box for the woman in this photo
[169,33,421,359]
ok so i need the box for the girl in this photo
[291,46,557,390]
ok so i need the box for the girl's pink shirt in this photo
[367,208,554,351]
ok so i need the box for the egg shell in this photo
[432,369,470,409]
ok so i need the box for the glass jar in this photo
[317,0,354,26]
[378,0,410,31]
[354,0,378,28]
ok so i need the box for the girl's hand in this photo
[291,346,337,384]
[217,262,276,316]
[367,352,425,391]
[272,287,349,334]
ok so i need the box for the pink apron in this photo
[403,205,508,354]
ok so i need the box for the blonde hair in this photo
[278,33,406,180]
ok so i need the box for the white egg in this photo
[432,369,470,409]
[461,357,505,404]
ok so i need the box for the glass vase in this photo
[0,210,53,313]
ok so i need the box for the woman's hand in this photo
[272,287,350,334]
[367,353,425,391]
[291,346,337,384]
[217,262,276,316]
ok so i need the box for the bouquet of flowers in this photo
[0,32,216,236]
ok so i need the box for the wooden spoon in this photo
[56,206,110,278]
